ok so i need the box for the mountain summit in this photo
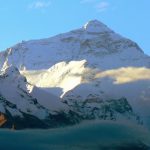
[0,20,146,70]
[0,20,150,129]
[83,20,111,33]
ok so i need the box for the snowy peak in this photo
[83,20,111,33]
[0,19,147,71]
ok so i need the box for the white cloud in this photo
[80,0,110,12]
[96,1,110,12]
[80,0,96,4]
[95,67,150,84]
[29,1,51,9]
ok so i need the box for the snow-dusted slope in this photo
[0,20,150,128]
[0,66,67,112]
[0,66,79,129]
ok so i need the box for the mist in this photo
[0,120,150,150]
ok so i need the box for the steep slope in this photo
[0,20,150,127]
[0,66,67,112]
[0,66,79,129]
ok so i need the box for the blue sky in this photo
[0,0,150,55]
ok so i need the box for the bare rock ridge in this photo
[0,20,150,129]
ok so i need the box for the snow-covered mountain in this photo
[0,20,150,128]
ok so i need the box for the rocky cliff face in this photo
[65,97,142,124]
[0,90,81,129]
[0,92,141,129]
